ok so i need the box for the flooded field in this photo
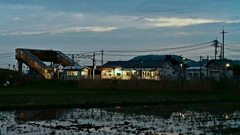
[0,106,239,135]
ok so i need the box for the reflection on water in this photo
[0,108,239,135]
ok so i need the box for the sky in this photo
[0,0,240,68]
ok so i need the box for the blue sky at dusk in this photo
[0,0,240,67]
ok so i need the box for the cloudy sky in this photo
[0,0,240,68]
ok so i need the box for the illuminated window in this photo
[67,71,78,76]
[126,72,131,76]
[142,72,145,76]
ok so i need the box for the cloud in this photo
[11,31,46,35]
[225,20,240,23]
[144,17,222,27]
[52,27,118,33]
[0,27,118,36]
[12,17,20,20]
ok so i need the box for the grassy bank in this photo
[0,79,240,110]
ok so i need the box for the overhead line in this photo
[225,47,240,52]
[104,53,140,56]
[172,44,211,54]
[104,42,212,53]
[0,53,14,55]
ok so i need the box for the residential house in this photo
[130,54,190,68]
[62,66,89,80]
[185,59,209,80]
[185,67,208,80]
[130,54,192,78]
[99,66,124,80]
[103,61,179,80]
[205,59,233,79]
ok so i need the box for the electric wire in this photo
[172,44,211,54]
[104,42,212,53]
[1,41,240,67]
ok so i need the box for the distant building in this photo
[185,67,208,80]
[103,61,179,80]
[62,66,89,80]
[205,59,233,79]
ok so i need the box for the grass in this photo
[0,79,240,110]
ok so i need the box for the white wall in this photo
[160,63,178,79]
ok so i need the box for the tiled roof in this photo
[63,66,84,70]
[205,59,233,67]
[130,54,195,64]
[104,61,168,68]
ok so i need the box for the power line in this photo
[225,47,240,52]
[0,52,14,55]
[225,42,240,45]
[172,44,211,54]
[104,53,140,56]
[104,42,212,53]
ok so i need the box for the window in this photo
[67,71,78,76]
[117,73,121,76]
[126,72,131,76]
[142,72,145,76]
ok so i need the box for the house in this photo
[184,59,209,80]
[130,54,191,69]
[103,61,179,80]
[99,66,124,80]
[205,59,233,79]
[62,66,89,80]
[185,66,208,80]
[130,54,192,78]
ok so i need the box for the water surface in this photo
[0,106,239,135]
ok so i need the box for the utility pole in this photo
[200,56,202,79]
[101,49,104,66]
[141,60,143,79]
[92,52,96,79]
[211,39,221,60]
[207,55,209,78]
[71,54,74,65]
[220,27,228,78]
[220,28,228,61]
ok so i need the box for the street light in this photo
[225,63,230,78]
[225,63,230,69]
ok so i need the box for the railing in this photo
[56,51,80,66]
[18,49,47,67]
[16,48,81,79]
[16,48,48,78]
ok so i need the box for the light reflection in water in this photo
[0,109,239,135]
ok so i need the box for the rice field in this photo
[0,107,239,135]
